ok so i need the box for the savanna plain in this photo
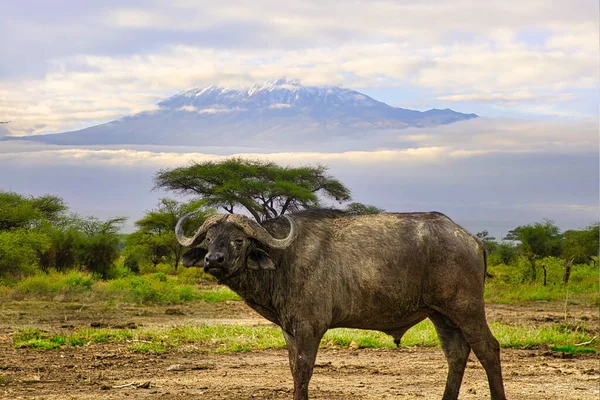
[0,262,598,400]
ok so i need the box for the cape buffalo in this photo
[176,209,506,400]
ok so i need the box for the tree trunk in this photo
[527,254,537,283]
[541,264,547,286]
[563,258,574,285]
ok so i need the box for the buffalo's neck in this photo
[222,268,286,326]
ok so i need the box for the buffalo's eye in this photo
[233,239,244,245]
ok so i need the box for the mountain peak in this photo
[179,78,305,98]
[159,78,377,111]
[248,78,305,95]
[6,79,478,146]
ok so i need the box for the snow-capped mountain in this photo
[7,79,477,147]
[163,78,389,111]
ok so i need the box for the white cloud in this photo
[545,30,599,51]
[108,9,163,29]
[0,146,449,168]
[2,118,596,168]
[0,0,597,136]
[393,118,598,153]
[1,134,597,237]
[434,91,575,106]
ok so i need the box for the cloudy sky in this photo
[0,1,598,237]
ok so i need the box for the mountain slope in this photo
[7,79,477,146]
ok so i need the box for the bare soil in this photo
[0,299,598,399]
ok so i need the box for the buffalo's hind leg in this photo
[443,307,506,400]
[461,321,505,399]
[429,311,471,400]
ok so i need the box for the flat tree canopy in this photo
[154,157,351,222]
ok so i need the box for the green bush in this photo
[176,266,215,284]
[151,272,168,282]
[62,271,94,293]
[15,271,96,299]
[102,275,200,305]
[2,269,217,304]
[16,274,60,298]
[155,263,176,275]
[0,229,51,276]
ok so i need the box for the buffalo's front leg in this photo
[283,327,324,400]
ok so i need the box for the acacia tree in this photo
[125,231,170,268]
[154,158,351,222]
[76,216,127,278]
[0,191,66,275]
[37,220,83,272]
[0,229,50,275]
[504,219,562,282]
[476,230,498,254]
[0,191,67,230]
[344,202,384,215]
[128,199,212,270]
[494,242,518,265]
[562,223,599,265]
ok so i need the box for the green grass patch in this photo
[129,342,167,354]
[196,287,240,303]
[2,269,237,305]
[13,327,134,350]
[489,321,595,351]
[70,328,134,344]
[137,325,287,353]
[551,345,596,355]
[13,319,598,355]
[14,327,72,350]
[485,258,599,306]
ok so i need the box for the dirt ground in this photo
[0,299,598,400]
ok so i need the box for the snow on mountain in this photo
[5,79,477,147]
[162,78,385,111]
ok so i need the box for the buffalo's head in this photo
[175,213,297,280]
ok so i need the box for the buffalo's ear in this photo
[246,248,276,270]
[182,246,208,267]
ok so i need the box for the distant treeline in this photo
[1,158,597,284]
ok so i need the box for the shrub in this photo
[0,229,51,276]
[15,271,96,299]
[62,271,94,293]
[16,274,60,298]
[177,267,207,284]
[151,272,168,282]
[102,275,200,305]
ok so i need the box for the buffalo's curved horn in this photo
[226,214,297,249]
[175,213,228,247]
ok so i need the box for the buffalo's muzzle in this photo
[205,252,225,268]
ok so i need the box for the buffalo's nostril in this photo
[205,253,225,266]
